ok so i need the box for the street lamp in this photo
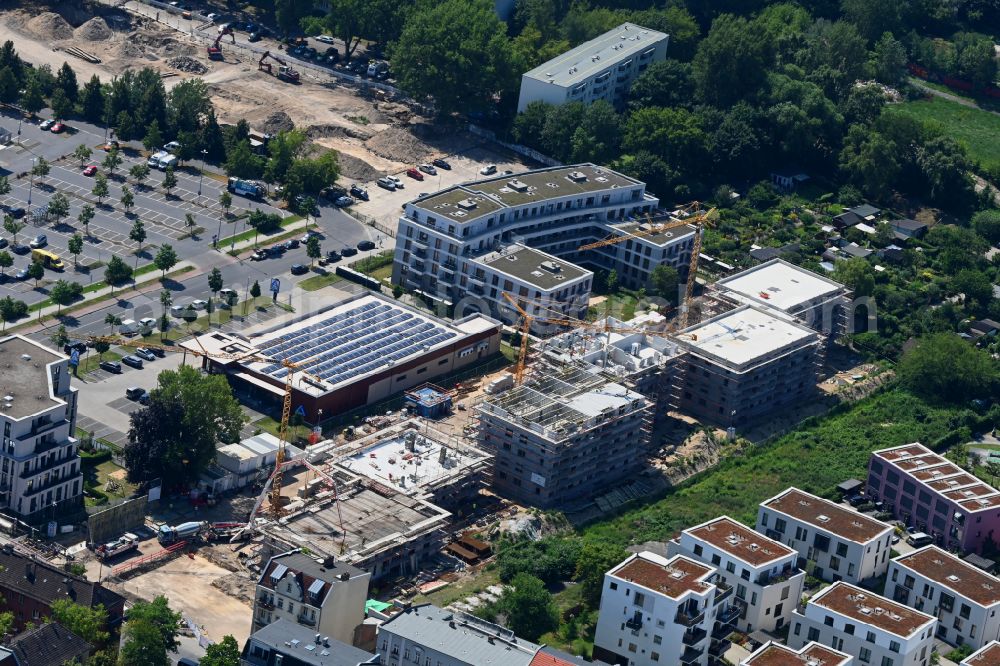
[198,149,208,196]
[26,157,35,212]
[16,114,22,138]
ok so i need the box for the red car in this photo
[83,165,97,176]
[406,167,424,181]
[50,122,65,133]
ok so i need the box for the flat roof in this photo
[894,546,1000,607]
[873,444,1000,512]
[247,618,376,666]
[411,164,641,223]
[610,220,697,248]
[962,641,1000,666]
[763,488,892,544]
[716,259,847,312]
[473,244,591,290]
[0,336,64,419]
[678,305,817,369]
[742,641,852,666]
[685,516,795,568]
[523,23,667,88]
[610,552,715,600]
[810,582,934,638]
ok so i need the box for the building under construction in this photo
[476,365,652,508]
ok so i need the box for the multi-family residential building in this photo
[476,365,651,508]
[670,306,823,428]
[0,336,83,522]
[741,641,853,666]
[240,618,379,666]
[757,488,894,584]
[961,641,1000,666]
[253,551,370,646]
[517,23,669,112]
[593,551,744,666]
[886,546,1000,650]
[789,582,936,666]
[392,164,700,320]
[867,443,1000,554]
[668,516,805,633]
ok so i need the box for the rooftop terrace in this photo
[763,487,892,544]
[611,552,715,600]
[686,516,795,568]
[742,641,852,666]
[895,546,1000,607]
[810,582,934,638]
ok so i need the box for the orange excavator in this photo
[207,25,235,60]
[258,50,301,83]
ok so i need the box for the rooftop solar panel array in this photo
[253,301,458,387]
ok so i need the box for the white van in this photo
[119,319,140,337]
[907,532,934,547]
[157,154,179,171]
[147,151,167,168]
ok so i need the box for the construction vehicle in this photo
[95,532,140,560]
[578,203,718,329]
[207,25,235,60]
[227,177,265,200]
[258,51,300,83]
[157,521,204,545]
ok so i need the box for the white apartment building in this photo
[789,582,936,666]
[757,488,894,584]
[0,336,82,522]
[668,516,805,633]
[392,164,698,321]
[253,550,370,646]
[517,23,669,112]
[886,546,1000,650]
[741,641,853,666]
[593,551,743,666]
[961,641,1000,666]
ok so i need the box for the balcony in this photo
[682,627,707,646]
[23,470,77,497]
[675,609,705,627]
[757,565,802,586]
[297,614,316,626]
[257,596,274,610]
[709,638,731,657]
[18,418,69,441]
[716,600,744,627]
[625,616,643,632]
[443,258,457,270]
[713,581,733,604]
[21,454,76,479]
[681,646,705,665]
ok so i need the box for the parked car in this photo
[83,165,97,176]
[170,304,195,317]
[250,249,268,261]
[376,177,396,191]
[63,341,88,355]
[11,245,28,256]
[406,168,424,181]
[14,268,28,280]
[139,317,157,333]
[50,122,66,133]
[190,299,208,310]
[218,288,238,306]
[480,164,497,175]
[148,347,165,358]
[135,348,156,362]
[0,238,7,250]
[357,240,376,251]
[139,392,151,405]
[206,12,219,22]
[126,387,146,400]
[432,158,452,170]
[121,355,144,369]
[8,207,25,219]
[316,35,335,44]
[100,360,122,374]
[268,245,286,257]
[248,31,261,42]
[326,249,341,262]
[290,263,308,275]
[299,229,321,244]
[39,119,54,131]
[334,195,354,207]
[350,184,369,201]
[418,163,437,175]
[29,234,47,249]
[163,141,182,154]
[388,176,404,189]
[283,238,300,250]
[341,246,358,257]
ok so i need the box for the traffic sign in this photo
[294,404,306,417]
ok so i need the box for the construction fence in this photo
[468,124,562,168]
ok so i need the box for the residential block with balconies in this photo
[668,516,805,634]
[593,552,744,666]
[757,488,894,585]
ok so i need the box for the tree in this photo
[31,157,50,184]
[81,74,105,123]
[972,210,1000,245]
[898,334,997,404]
[575,541,628,606]
[104,255,132,287]
[46,192,70,225]
[570,100,621,164]
[249,280,261,299]
[50,87,72,122]
[199,635,240,666]
[101,149,122,177]
[119,619,171,666]
[0,296,27,330]
[605,269,618,292]
[50,325,70,349]
[219,190,232,217]
[159,289,172,340]
[986,461,1000,487]
[623,107,707,172]
[125,365,244,485]
[870,32,907,86]
[839,125,901,199]
[130,163,150,188]
[56,61,78,103]
[389,0,516,115]
[120,186,135,214]
[917,136,974,208]
[73,144,93,167]
[92,174,109,205]
[3,215,24,246]
[628,59,693,109]
[142,120,163,153]
[78,205,95,237]
[49,600,109,646]
[650,264,679,303]
[954,269,993,309]
[93,339,110,359]
[207,267,223,305]
[154,244,178,278]
[19,77,44,115]
[494,573,558,641]
[130,219,146,255]
[833,257,875,297]
[306,235,321,266]
[0,67,18,104]
[0,176,9,200]
[49,280,78,314]
[68,233,83,269]
[27,260,43,288]
[162,168,177,197]
[223,140,264,180]
[0,250,11,279]
[693,14,770,107]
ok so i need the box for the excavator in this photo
[258,50,300,83]
[207,25,235,61]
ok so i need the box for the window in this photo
[824,616,834,627]
[651,652,660,662]
[960,603,972,620]
[609,582,618,591]
[866,631,876,643]
[860,647,871,663]
[693,544,703,556]
[889,641,900,653]
[774,518,787,533]
[793,623,801,636]
[711,554,721,566]
[807,627,820,642]
[627,643,637,653]
[940,593,955,613]
[781,587,789,600]
[653,635,662,645]
[845,623,855,635]
[836,542,848,557]
[726,562,736,574]
[880,657,894,666]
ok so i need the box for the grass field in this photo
[887,96,1000,172]
[299,271,343,291]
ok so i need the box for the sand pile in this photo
[258,111,294,134]
[167,56,207,74]
[306,123,372,141]
[27,12,73,41]
[75,17,113,42]
[364,126,433,163]
[336,151,385,182]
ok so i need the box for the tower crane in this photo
[85,335,345,542]
[577,204,718,329]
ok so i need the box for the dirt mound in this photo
[336,151,385,182]
[258,111,294,134]
[306,123,373,142]
[167,56,207,74]
[364,126,433,164]
[129,29,194,58]
[118,40,154,60]
[75,17,113,42]
[212,572,255,604]
[27,12,73,41]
